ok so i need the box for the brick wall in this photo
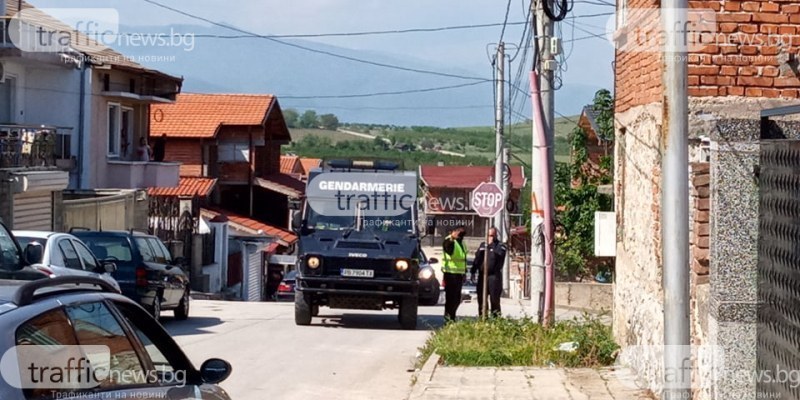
[165,140,202,177]
[615,0,663,112]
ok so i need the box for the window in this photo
[121,107,133,159]
[108,104,119,156]
[65,302,148,387]
[218,142,250,162]
[147,238,169,264]
[55,132,71,160]
[136,238,156,263]
[16,309,80,399]
[73,240,98,272]
[0,224,20,271]
[0,77,16,123]
[80,237,133,263]
[58,239,83,270]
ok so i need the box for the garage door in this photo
[13,192,53,231]
[245,247,263,302]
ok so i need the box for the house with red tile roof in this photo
[149,93,304,236]
[280,155,304,179]
[419,165,527,238]
[299,158,323,181]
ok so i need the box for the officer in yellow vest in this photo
[442,225,467,321]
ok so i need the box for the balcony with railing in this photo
[0,125,67,170]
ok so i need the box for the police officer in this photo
[441,225,467,321]
[471,227,507,317]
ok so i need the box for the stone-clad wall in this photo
[613,103,665,393]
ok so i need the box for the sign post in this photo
[471,181,504,318]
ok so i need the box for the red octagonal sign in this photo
[471,182,504,218]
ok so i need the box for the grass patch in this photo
[418,315,618,368]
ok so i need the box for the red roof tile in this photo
[280,155,301,175]
[151,93,275,138]
[201,208,297,245]
[419,165,527,189]
[148,177,217,197]
[299,158,322,175]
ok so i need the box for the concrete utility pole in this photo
[662,1,691,399]
[492,42,509,296]
[530,0,557,324]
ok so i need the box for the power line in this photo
[180,21,531,39]
[139,0,488,82]
[279,81,491,99]
[498,0,514,44]
[283,104,495,111]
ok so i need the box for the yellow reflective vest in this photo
[442,237,467,274]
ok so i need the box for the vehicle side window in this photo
[114,302,192,386]
[147,238,169,264]
[73,240,99,272]
[135,238,156,263]
[0,225,21,270]
[16,308,80,399]
[65,302,149,388]
[58,239,84,270]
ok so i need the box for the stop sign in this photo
[471,182,504,218]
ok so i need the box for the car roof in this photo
[12,231,57,239]
[0,277,122,312]
[71,230,151,238]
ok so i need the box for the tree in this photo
[299,110,318,128]
[319,114,340,130]
[420,139,435,150]
[283,109,299,128]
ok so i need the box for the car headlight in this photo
[395,259,409,272]
[419,267,434,280]
[307,256,321,269]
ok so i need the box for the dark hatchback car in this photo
[71,230,190,320]
[0,276,232,400]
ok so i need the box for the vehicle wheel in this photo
[174,289,190,320]
[399,297,418,330]
[295,291,313,326]
[148,295,162,320]
[420,281,441,306]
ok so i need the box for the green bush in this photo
[419,315,618,368]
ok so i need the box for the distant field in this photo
[289,128,369,143]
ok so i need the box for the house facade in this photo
[613,0,800,398]
[419,165,526,239]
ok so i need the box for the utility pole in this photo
[492,42,508,296]
[530,0,557,324]
[662,0,690,398]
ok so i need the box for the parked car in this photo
[13,231,120,292]
[0,275,232,399]
[276,270,297,301]
[418,250,441,306]
[0,222,51,281]
[71,230,190,320]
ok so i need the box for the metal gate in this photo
[756,140,800,399]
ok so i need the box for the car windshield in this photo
[0,225,21,270]
[78,236,134,263]
[306,199,414,233]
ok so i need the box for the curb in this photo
[408,353,441,400]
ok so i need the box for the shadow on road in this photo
[312,308,446,331]
[160,316,224,336]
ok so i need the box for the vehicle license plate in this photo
[341,269,374,278]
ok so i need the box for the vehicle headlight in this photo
[419,267,434,280]
[395,259,409,272]
[307,256,321,269]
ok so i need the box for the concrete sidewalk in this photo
[409,355,654,400]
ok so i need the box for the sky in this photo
[26,0,617,126]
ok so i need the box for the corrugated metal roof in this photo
[150,93,276,138]
[419,165,527,189]
[148,177,217,197]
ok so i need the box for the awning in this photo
[254,174,304,198]
[201,208,297,246]
[149,177,217,198]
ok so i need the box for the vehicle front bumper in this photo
[298,276,419,298]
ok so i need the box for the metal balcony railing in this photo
[0,125,58,169]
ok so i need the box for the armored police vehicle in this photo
[292,159,436,330]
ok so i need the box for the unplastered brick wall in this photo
[615,0,663,113]
[684,0,800,98]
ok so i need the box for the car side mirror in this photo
[24,243,44,265]
[101,261,117,274]
[172,256,186,266]
[200,358,232,384]
[428,257,439,264]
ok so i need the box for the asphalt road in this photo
[161,300,447,400]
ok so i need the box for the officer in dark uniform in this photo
[471,227,507,317]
